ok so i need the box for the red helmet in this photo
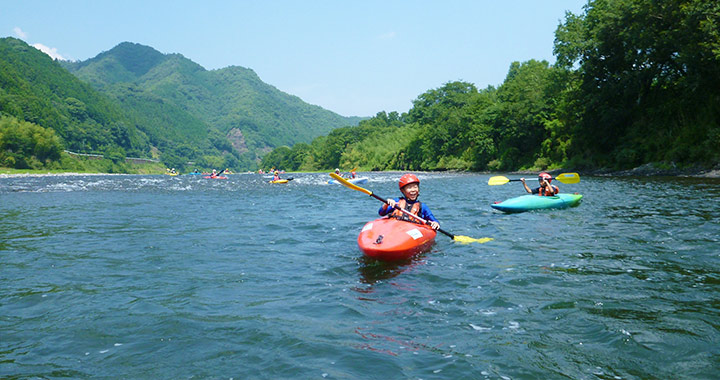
[398,173,420,189]
[539,172,552,181]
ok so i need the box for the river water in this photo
[1,172,718,379]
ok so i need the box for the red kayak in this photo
[357,217,437,261]
[203,176,228,179]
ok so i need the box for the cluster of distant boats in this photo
[161,167,373,185]
[164,168,236,176]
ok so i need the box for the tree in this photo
[0,115,63,168]
[554,0,720,168]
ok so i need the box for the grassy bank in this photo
[1,152,168,175]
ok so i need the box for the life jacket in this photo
[537,185,559,196]
[390,198,423,224]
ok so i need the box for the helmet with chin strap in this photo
[538,172,552,182]
[398,173,420,189]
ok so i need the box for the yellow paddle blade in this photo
[555,172,580,184]
[329,173,372,196]
[453,235,493,244]
[488,176,510,186]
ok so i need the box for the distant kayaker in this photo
[334,168,343,178]
[350,171,357,179]
[379,173,440,230]
[272,170,281,181]
[521,172,558,196]
[211,169,218,178]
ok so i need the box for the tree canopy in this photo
[263,0,720,173]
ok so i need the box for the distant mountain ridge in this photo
[62,42,363,162]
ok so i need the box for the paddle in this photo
[334,166,358,179]
[329,173,492,244]
[205,169,225,178]
[488,172,580,186]
[346,166,359,179]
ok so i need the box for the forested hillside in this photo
[262,0,720,173]
[62,42,363,168]
[0,37,236,171]
[1,38,361,172]
[0,37,150,159]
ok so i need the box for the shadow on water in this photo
[355,255,427,286]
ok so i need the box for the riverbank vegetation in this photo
[0,115,165,174]
[2,0,717,175]
[262,0,719,173]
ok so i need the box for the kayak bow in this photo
[358,217,437,261]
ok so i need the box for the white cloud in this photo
[13,27,67,61]
[378,31,397,40]
[13,27,27,39]
[32,43,66,61]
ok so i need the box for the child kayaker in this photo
[272,171,281,181]
[379,173,440,230]
[520,172,559,196]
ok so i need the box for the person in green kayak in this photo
[521,172,559,196]
[379,173,440,230]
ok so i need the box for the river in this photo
[1,172,718,379]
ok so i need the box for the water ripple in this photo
[1,173,719,379]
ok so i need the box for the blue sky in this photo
[2,0,587,117]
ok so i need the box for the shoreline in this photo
[507,163,720,179]
[2,168,719,178]
[0,172,128,178]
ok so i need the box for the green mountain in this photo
[0,37,362,171]
[0,37,150,157]
[0,37,242,170]
[62,42,363,166]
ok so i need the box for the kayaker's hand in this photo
[520,178,526,183]
[429,221,440,230]
[386,199,396,208]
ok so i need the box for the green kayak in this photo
[491,193,583,213]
